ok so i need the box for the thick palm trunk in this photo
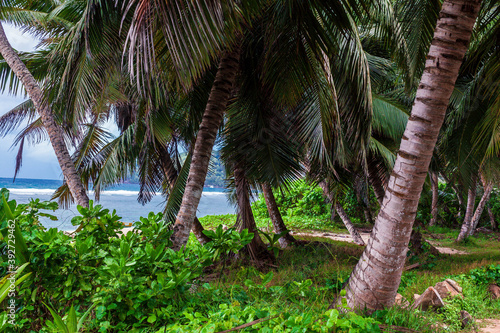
[456,177,477,241]
[468,178,493,236]
[0,23,89,208]
[161,149,210,245]
[334,202,365,246]
[261,183,297,248]
[429,172,439,226]
[170,47,240,250]
[318,181,364,245]
[342,0,481,311]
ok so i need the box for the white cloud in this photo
[0,25,59,179]
[3,23,38,52]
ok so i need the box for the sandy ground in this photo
[290,230,468,255]
[290,231,371,245]
[478,319,500,333]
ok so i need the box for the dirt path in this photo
[290,230,468,255]
[478,319,500,333]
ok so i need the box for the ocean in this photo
[0,178,235,230]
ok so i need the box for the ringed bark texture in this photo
[456,177,477,241]
[429,172,439,226]
[0,23,89,208]
[171,48,240,250]
[261,183,297,248]
[343,0,482,311]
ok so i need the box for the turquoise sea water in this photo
[0,178,234,230]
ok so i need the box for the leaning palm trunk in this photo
[160,148,210,245]
[456,177,477,241]
[170,47,240,250]
[0,23,89,208]
[334,202,365,246]
[261,183,297,248]
[318,181,364,245]
[429,172,439,226]
[468,178,493,236]
[342,0,482,311]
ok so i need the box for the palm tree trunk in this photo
[487,203,497,230]
[234,167,269,261]
[468,177,493,236]
[429,172,439,226]
[261,183,297,248]
[318,180,364,245]
[342,0,482,311]
[456,176,477,241]
[0,22,89,208]
[161,148,211,245]
[334,202,365,246]
[170,47,240,250]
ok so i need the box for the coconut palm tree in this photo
[343,0,484,310]
[0,16,90,207]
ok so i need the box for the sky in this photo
[0,24,63,180]
[0,24,123,181]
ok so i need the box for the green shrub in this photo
[252,180,329,218]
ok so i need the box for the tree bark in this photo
[160,148,211,245]
[170,46,240,250]
[342,0,482,311]
[429,172,439,226]
[261,183,297,248]
[468,177,493,236]
[0,23,89,208]
[456,176,477,241]
[334,202,365,246]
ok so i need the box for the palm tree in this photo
[343,0,483,310]
[0,22,90,207]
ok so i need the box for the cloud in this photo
[0,25,58,179]
[3,23,38,52]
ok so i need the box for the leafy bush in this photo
[252,180,329,218]
[0,191,216,332]
[468,264,500,285]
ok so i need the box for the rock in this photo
[434,279,462,299]
[394,293,409,308]
[488,284,500,300]
[460,310,472,328]
[413,294,420,301]
[411,287,444,311]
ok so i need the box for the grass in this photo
[197,214,500,332]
